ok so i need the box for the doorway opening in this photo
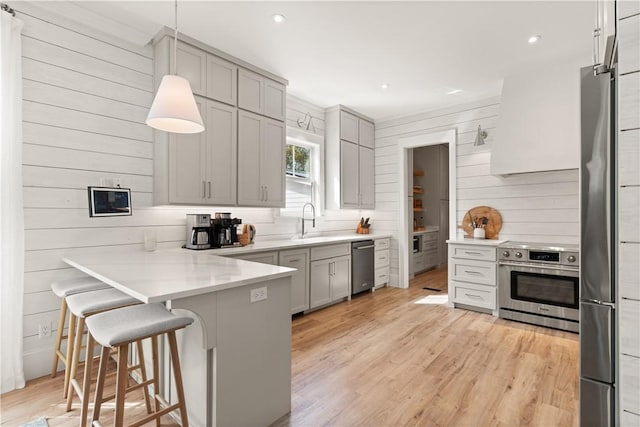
[397,129,457,289]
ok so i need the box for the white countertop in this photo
[202,233,392,256]
[63,248,296,304]
[412,227,439,235]
[446,238,508,246]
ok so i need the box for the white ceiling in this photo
[73,1,594,120]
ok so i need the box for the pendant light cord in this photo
[173,0,178,75]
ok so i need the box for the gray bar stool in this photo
[86,303,193,427]
[65,288,141,426]
[51,277,111,397]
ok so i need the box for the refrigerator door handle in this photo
[581,298,615,308]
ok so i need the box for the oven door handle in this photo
[498,261,579,272]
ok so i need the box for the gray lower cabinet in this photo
[279,248,310,314]
[228,251,279,265]
[309,255,351,309]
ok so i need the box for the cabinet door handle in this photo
[464,270,482,275]
[288,258,301,263]
[202,181,206,198]
[378,274,386,279]
[464,293,483,300]
[208,181,212,199]
[593,28,600,66]
[464,251,482,256]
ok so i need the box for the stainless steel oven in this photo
[498,242,579,333]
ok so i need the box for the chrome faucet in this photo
[301,202,316,238]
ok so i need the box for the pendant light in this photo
[146,0,204,134]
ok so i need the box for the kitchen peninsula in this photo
[63,249,295,427]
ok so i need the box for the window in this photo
[286,144,311,179]
[282,128,324,214]
[285,142,314,210]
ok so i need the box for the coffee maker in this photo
[211,212,242,247]
[185,214,211,250]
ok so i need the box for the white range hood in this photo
[490,57,583,175]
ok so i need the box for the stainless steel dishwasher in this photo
[351,240,375,295]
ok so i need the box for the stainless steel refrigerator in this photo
[580,64,616,427]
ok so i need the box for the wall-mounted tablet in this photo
[88,187,132,217]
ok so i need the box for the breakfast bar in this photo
[63,249,295,427]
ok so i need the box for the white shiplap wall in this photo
[373,98,580,285]
[18,4,364,381]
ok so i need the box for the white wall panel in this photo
[23,79,149,123]
[22,37,152,91]
[373,99,580,285]
[23,166,152,192]
[22,58,152,107]
[23,144,152,175]
[23,122,152,158]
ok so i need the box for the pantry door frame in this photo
[397,128,457,290]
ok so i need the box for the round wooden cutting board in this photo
[462,206,503,239]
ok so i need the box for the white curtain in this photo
[0,9,25,393]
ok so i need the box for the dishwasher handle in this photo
[354,245,375,250]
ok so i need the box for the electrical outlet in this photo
[38,322,51,339]
[250,287,267,303]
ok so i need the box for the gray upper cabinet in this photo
[168,97,207,204]
[340,111,359,143]
[206,54,237,105]
[174,40,238,105]
[340,141,360,208]
[175,41,207,96]
[326,106,376,210]
[237,110,285,208]
[152,30,287,207]
[359,146,375,208]
[358,119,375,149]
[238,67,286,122]
[168,97,237,206]
[238,68,263,113]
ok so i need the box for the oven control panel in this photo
[499,248,579,266]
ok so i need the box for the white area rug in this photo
[20,417,48,427]
[414,295,449,305]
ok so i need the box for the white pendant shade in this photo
[146,75,204,134]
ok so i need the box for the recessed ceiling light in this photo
[272,14,286,24]
[528,35,542,44]
[446,89,462,95]
[381,83,390,89]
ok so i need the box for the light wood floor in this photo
[1,267,578,426]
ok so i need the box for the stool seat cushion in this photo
[86,303,194,347]
[66,288,139,318]
[51,277,110,297]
